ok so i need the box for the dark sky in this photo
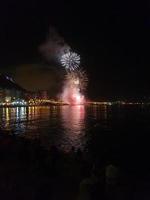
[0,0,149,100]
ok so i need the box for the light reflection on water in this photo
[60,105,86,151]
[0,105,148,151]
[0,106,88,150]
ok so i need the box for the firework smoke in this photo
[61,75,85,105]
[39,27,88,104]
[39,27,70,63]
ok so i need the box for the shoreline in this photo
[0,102,148,108]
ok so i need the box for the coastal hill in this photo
[0,74,25,92]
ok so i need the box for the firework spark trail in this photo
[65,69,88,92]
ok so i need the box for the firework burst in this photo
[60,50,87,105]
[61,51,80,71]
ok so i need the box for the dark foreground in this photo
[1,123,150,200]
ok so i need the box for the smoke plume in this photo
[39,27,70,63]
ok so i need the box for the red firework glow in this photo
[61,77,85,105]
[60,51,87,105]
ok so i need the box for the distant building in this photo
[38,90,49,99]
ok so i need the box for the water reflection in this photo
[0,107,27,132]
[0,105,116,151]
[4,107,10,130]
[88,104,108,120]
[61,105,86,151]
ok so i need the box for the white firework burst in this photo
[61,51,80,70]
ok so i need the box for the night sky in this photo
[0,0,149,100]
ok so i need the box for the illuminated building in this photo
[0,74,26,106]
